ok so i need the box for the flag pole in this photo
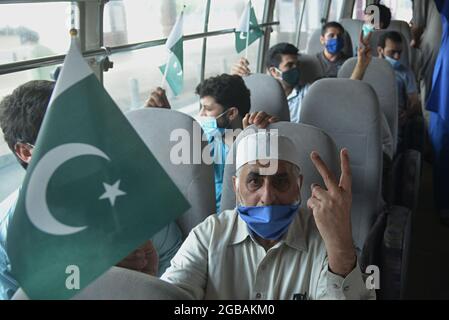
[161,5,185,89]
[245,1,251,60]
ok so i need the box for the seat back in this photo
[297,54,325,85]
[220,123,340,214]
[12,267,191,300]
[369,30,410,67]
[340,18,364,55]
[300,78,383,253]
[126,108,216,238]
[243,74,290,121]
[338,57,399,152]
[388,20,412,47]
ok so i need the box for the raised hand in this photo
[145,87,171,109]
[308,149,356,277]
[351,31,373,80]
[231,57,251,77]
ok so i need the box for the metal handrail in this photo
[0,21,279,76]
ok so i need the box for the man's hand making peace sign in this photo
[307,149,357,278]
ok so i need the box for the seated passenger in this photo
[317,22,351,78]
[0,80,182,299]
[377,31,424,152]
[231,37,372,123]
[146,74,278,211]
[161,131,375,300]
[362,3,392,38]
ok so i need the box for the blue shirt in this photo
[394,65,418,110]
[209,135,229,213]
[0,188,183,300]
[287,84,310,123]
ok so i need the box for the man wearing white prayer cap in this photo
[161,131,375,300]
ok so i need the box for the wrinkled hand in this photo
[242,111,279,129]
[145,87,171,109]
[231,57,251,77]
[117,240,159,277]
[308,149,356,277]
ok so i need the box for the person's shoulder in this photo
[192,210,237,233]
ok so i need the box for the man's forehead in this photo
[281,54,298,64]
[325,27,342,35]
[385,39,402,49]
[241,160,293,176]
[200,95,218,106]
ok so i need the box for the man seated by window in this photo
[0,80,181,300]
[146,74,279,212]
[317,21,351,78]
[160,131,375,300]
[231,36,372,123]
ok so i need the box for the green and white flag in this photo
[159,11,184,96]
[235,1,264,54]
[6,36,190,300]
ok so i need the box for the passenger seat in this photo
[126,108,216,238]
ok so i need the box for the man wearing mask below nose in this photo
[377,31,424,152]
[232,38,372,124]
[362,3,392,39]
[161,132,375,299]
[317,22,350,78]
[145,74,279,212]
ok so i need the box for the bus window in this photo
[103,39,203,115]
[0,2,72,66]
[293,0,327,53]
[271,0,304,48]
[380,0,413,22]
[328,0,345,22]
[103,0,206,47]
[0,2,74,163]
[207,0,264,31]
[103,0,206,115]
[204,0,264,78]
[353,0,413,22]
[353,0,366,20]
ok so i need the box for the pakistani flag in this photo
[159,11,184,96]
[6,36,190,300]
[235,1,264,54]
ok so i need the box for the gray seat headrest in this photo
[126,108,216,238]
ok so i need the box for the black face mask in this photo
[276,67,301,87]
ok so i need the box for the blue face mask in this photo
[325,37,344,55]
[362,23,375,38]
[237,203,300,241]
[384,55,402,70]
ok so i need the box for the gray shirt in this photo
[316,51,350,78]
